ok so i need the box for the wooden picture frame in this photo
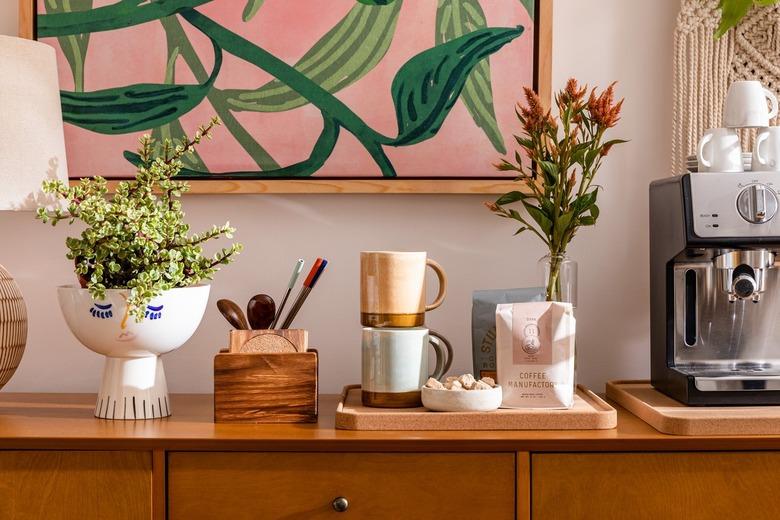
[19,0,552,195]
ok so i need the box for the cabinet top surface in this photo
[0,393,775,452]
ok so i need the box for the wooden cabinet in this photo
[0,451,152,520]
[168,452,516,519]
[532,452,780,520]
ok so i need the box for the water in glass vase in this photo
[538,254,578,307]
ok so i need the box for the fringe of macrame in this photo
[672,0,734,173]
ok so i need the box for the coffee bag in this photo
[496,302,575,409]
[471,288,544,380]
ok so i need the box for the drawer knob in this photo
[332,497,349,512]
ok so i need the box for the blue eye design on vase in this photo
[89,303,113,319]
[145,305,164,320]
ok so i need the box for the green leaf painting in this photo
[223,1,403,113]
[60,40,222,134]
[391,26,523,146]
[44,0,94,92]
[436,0,507,153]
[37,2,533,179]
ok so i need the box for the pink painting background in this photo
[39,1,535,178]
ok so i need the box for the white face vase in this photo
[58,285,211,358]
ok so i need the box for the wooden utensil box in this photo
[214,349,318,424]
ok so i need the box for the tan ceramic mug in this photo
[360,251,447,327]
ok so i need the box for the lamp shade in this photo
[0,35,68,211]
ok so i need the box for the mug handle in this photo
[697,132,713,169]
[424,259,447,312]
[765,88,778,120]
[755,131,770,166]
[428,330,454,380]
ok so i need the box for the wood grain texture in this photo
[71,178,531,195]
[607,380,780,435]
[517,452,531,520]
[168,452,516,520]
[536,0,554,111]
[4,392,780,453]
[152,449,166,520]
[533,452,780,520]
[18,0,33,39]
[0,451,151,520]
[337,385,617,430]
[228,329,307,353]
[214,350,318,423]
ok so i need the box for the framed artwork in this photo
[20,0,552,194]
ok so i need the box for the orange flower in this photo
[587,82,623,128]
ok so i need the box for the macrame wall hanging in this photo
[672,0,780,173]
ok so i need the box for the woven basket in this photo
[0,264,26,389]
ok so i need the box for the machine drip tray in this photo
[674,365,780,391]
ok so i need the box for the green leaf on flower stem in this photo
[522,201,552,235]
[61,40,222,134]
[514,227,528,236]
[391,25,524,146]
[580,216,596,226]
[553,211,575,244]
[496,190,527,205]
[436,0,506,153]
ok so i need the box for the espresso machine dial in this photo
[736,184,778,224]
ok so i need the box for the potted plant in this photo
[486,79,625,304]
[37,118,242,420]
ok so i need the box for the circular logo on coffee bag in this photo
[522,324,541,354]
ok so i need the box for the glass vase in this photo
[538,254,578,307]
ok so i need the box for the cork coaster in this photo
[607,380,780,436]
[335,384,616,431]
[239,335,297,353]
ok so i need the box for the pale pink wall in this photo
[0,1,676,394]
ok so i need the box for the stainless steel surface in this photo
[689,172,780,238]
[713,249,775,301]
[695,376,780,391]
[737,184,778,223]
[673,261,780,375]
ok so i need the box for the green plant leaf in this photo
[496,190,527,205]
[61,40,222,134]
[519,0,535,19]
[436,0,506,153]
[391,25,524,146]
[224,1,403,113]
[522,201,552,235]
[715,0,754,38]
[38,0,212,37]
[242,0,265,22]
[44,0,94,92]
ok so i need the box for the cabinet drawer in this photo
[0,451,151,520]
[533,452,780,519]
[169,452,515,519]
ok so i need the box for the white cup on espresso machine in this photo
[697,128,743,172]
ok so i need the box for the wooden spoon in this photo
[247,294,276,330]
[217,299,249,330]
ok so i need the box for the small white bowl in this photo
[421,385,503,412]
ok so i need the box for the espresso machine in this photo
[650,172,780,405]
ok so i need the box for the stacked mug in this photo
[698,80,780,172]
[360,251,453,407]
